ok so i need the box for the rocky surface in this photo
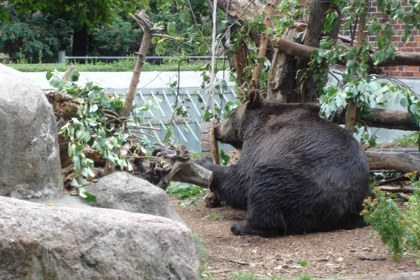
[0,64,62,199]
[0,196,199,280]
[85,172,184,223]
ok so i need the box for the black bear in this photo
[198,90,370,237]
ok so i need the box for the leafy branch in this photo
[47,70,150,199]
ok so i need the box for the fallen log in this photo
[379,185,415,194]
[366,150,420,173]
[328,107,419,131]
[141,144,213,190]
[297,103,418,131]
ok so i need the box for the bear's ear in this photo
[247,89,264,110]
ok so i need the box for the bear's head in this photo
[215,90,264,149]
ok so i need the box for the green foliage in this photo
[195,236,214,280]
[4,0,147,26]
[231,273,306,280]
[233,273,258,280]
[228,14,269,94]
[394,132,420,148]
[2,0,211,61]
[149,0,212,56]
[0,6,73,63]
[205,213,223,222]
[362,190,405,260]
[166,182,208,206]
[299,260,308,267]
[296,275,313,280]
[48,70,149,198]
[91,18,141,56]
[220,149,231,166]
[274,0,304,36]
[6,60,227,72]
[198,61,231,121]
[362,177,420,262]
[310,0,420,136]
[320,77,420,127]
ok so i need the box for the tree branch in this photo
[251,0,279,89]
[272,38,420,67]
[217,0,263,23]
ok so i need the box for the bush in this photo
[394,132,420,148]
[362,177,420,262]
[91,18,141,56]
[0,6,73,63]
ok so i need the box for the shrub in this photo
[362,176,420,262]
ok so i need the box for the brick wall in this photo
[368,0,419,78]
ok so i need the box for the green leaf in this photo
[46,71,53,80]
[78,187,97,204]
[151,37,159,44]
[81,167,94,178]
[83,131,91,142]
[203,109,212,122]
[167,22,176,36]
[155,44,165,56]
[71,178,81,188]
[220,149,230,166]
[71,71,80,82]
[90,104,99,113]
[300,260,308,267]
[83,191,97,204]
[163,126,174,143]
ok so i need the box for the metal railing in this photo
[133,87,237,152]
[60,53,227,64]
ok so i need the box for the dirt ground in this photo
[171,197,419,280]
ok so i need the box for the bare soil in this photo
[171,198,419,280]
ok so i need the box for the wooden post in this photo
[345,1,368,133]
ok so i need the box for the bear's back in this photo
[239,105,369,190]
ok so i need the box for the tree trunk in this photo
[295,0,339,103]
[122,10,153,117]
[267,46,298,101]
[232,41,248,98]
[72,24,88,59]
[104,10,153,176]
[345,1,368,134]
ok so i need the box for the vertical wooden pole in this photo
[345,1,368,134]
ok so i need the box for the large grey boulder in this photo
[0,64,63,199]
[85,172,184,223]
[0,196,199,279]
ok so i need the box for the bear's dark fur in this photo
[198,91,370,237]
